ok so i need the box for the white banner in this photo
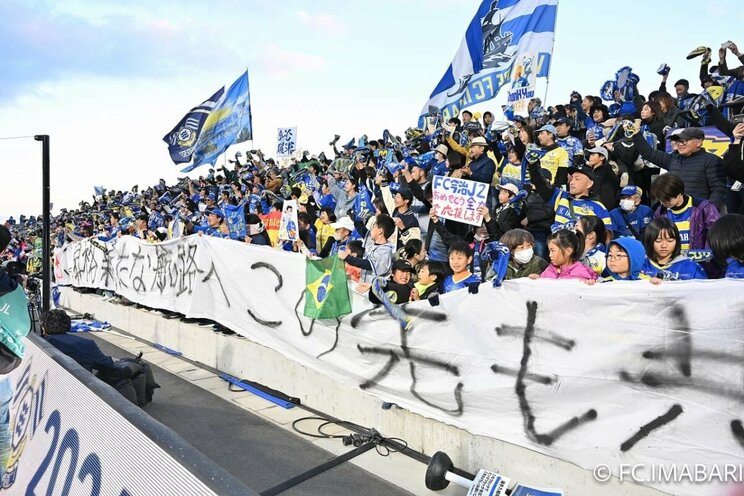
[2,337,220,495]
[506,51,537,115]
[56,236,744,496]
[431,176,489,226]
[276,127,297,158]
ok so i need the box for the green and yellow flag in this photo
[304,257,352,320]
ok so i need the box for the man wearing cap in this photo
[555,117,584,166]
[609,186,653,240]
[526,151,614,233]
[318,216,354,258]
[535,124,569,187]
[367,259,414,305]
[584,146,619,210]
[454,136,495,185]
[631,126,726,209]
[187,209,228,238]
[431,144,449,177]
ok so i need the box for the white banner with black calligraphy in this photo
[56,236,744,495]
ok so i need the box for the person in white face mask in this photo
[497,228,548,280]
[608,186,654,240]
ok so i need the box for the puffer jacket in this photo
[632,133,727,208]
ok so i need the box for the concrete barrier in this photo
[61,287,667,495]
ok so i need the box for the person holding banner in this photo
[441,240,480,293]
[650,174,720,257]
[452,137,495,186]
[531,229,598,281]
[707,213,744,278]
[640,218,707,281]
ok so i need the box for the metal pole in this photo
[542,0,559,105]
[259,442,376,496]
[34,134,50,315]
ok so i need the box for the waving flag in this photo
[419,0,558,124]
[185,71,253,172]
[354,182,374,222]
[304,257,351,320]
[163,87,225,164]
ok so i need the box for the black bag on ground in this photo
[98,353,160,407]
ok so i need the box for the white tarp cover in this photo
[56,236,744,495]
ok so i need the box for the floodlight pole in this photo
[34,134,51,316]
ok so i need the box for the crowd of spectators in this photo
[3,42,744,311]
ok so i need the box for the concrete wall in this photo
[61,287,667,496]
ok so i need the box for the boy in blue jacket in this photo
[600,238,660,283]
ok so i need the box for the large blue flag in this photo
[163,87,225,164]
[223,202,247,239]
[185,71,253,172]
[419,0,558,124]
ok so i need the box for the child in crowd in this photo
[577,215,607,277]
[410,261,447,301]
[338,214,395,283]
[315,207,336,253]
[531,229,597,281]
[368,259,415,305]
[344,240,364,282]
[489,183,521,237]
[398,238,427,283]
[442,240,481,293]
[705,214,744,279]
[499,228,548,280]
[600,238,659,283]
[641,218,707,280]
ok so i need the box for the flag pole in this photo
[542,1,559,105]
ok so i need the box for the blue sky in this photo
[1,0,743,220]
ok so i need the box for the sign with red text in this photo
[432,175,489,226]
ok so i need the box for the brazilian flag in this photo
[304,257,352,320]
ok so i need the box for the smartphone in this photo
[731,114,744,125]
[722,41,733,49]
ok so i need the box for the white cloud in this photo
[253,44,326,77]
[297,10,346,35]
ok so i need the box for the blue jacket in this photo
[45,333,114,372]
[468,153,496,184]
[605,238,647,280]
[725,258,744,279]
[641,255,707,281]
[609,205,654,240]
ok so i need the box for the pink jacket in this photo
[540,261,597,280]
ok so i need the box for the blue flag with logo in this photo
[354,182,374,222]
[223,202,247,239]
[185,71,253,172]
[163,87,225,165]
[419,0,558,124]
